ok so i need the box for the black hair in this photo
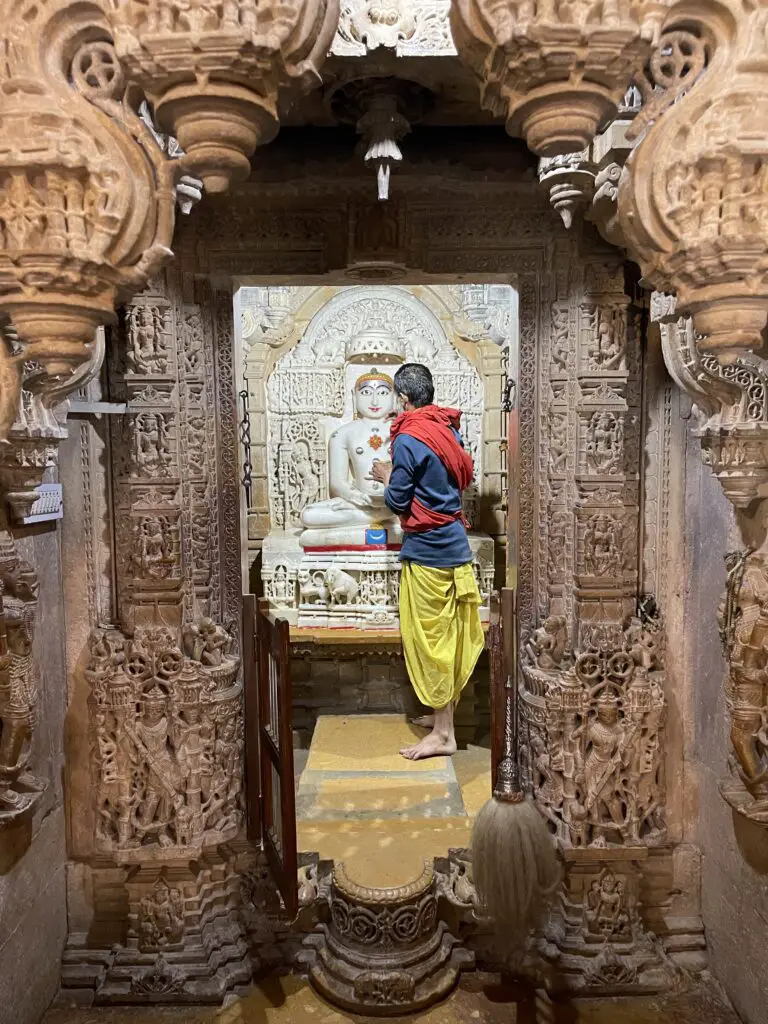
[393,363,434,408]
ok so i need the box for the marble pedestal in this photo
[262,529,495,629]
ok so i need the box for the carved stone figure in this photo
[718,549,768,821]
[127,305,169,375]
[584,514,621,578]
[549,412,568,475]
[133,516,175,579]
[551,303,569,372]
[575,693,627,843]
[298,569,328,605]
[586,411,624,475]
[299,367,402,548]
[526,614,568,669]
[138,879,185,952]
[87,622,242,855]
[182,618,232,667]
[588,308,626,371]
[583,869,632,940]
[0,528,43,826]
[131,413,171,478]
[326,566,360,606]
[521,613,667,848]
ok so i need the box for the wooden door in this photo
[242,594,261,843]
[242,596,298,917]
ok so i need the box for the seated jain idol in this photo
[261,324,494,629]
[299,369,403,550]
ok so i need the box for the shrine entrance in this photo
[236,279,518,914]
[60,152,673,1012]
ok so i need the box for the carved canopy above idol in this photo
[237,284,514,630]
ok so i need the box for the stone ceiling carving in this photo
[333,0,456,55]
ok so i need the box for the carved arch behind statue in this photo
[301,284,449,361]
[235,282,515,596]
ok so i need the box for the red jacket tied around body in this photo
[388,405,474,533]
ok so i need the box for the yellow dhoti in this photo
[399,561,484,710]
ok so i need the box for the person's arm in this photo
[384,436,419,515]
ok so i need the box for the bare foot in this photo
[400,731,457,761]
[409,714,435,729]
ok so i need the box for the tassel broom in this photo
[471,588,560,945]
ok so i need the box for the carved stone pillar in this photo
[0,523,42,828]
[654,294,768,829]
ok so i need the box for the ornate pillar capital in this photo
[449,0,669,157]
[653,292,768,511]
[618,1,768,363]
[110,0,340,195]
[0,2,177,435]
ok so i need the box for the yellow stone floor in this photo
[45,974,742,1024]
[295,715,492,887]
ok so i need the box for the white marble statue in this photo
[299,369,403,548]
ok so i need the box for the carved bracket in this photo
[110,0,339,194]
[655,293,768,828]
[0,9,176,414]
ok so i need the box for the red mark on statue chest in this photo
[368,435,384,450]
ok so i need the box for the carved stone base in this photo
[263,530,494,628]
[61,848,252,1004]
[300,862,473,1015]
[536,849,686,995]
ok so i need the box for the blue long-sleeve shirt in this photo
[384,431,472,568]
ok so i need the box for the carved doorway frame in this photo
[227,271,522,864]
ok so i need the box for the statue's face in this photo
[354,376,395,421]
